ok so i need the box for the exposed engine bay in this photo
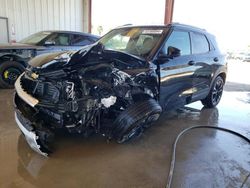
[14,43,161,156]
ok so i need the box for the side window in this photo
[71,35,93,46]
[191,32,210,54]
[162,30,191,56]
[45,33,70,46]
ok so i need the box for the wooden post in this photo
[164,0,175,24]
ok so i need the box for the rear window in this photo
[191,32,210,54]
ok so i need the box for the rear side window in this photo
[162,30,191,56]
[191,32,210,54]
[71,35,94,46]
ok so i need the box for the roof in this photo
[115,23,208,34]
[170,23,207,33]
[39,30,100,38]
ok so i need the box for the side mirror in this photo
[167,46,181,58]
[156,53,170,64]
[44,41,55,46]
[157,46,181,62]
[157,53,169,59]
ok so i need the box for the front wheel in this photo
[201,76,224,108]
[0,61,25,88]
[113,99,162,143]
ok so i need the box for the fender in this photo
[210,63,227,89]
[0,53,29,67]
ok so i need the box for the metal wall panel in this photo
[0,0,86,42]
[0,17,9,42]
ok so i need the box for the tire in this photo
[0,61,25,89]
[113,99,162,143]
[201,76,224,108]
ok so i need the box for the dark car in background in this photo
[0,31,99,88]
[14,23,227,156]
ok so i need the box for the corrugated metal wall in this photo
[0,0,87,42]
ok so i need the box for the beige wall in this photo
[0,0,89,42]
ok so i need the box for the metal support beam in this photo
[88,0,92,33]
[164,0,175,24]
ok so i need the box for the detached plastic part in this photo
[15,112,49,157]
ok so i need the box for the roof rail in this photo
[122,24,133,26]
[171,22,206,31]
[115,24,133,28]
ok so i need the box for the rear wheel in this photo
[201,76,224,108]
[0,61,25,88]
[113,99,162,143]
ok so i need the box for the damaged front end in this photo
[14,27,164,156]
[14,50,159,156]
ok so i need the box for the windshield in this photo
[99,27,166,58]
[19,31,52,45]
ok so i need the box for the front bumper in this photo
[15,72,39,107]
[14,73,50,157]
[15,111,48,157]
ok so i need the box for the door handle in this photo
[214,57,219,62]
[188,60,195,65]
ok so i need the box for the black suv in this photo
[14,23,227,156]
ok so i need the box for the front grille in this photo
[14,93,36,131]
[20,74,60,103]
[15,92,63,128]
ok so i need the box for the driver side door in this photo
[158,30,197,110]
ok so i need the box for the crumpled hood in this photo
[28,51,69,67]
[27,43,146,73]
[27,51,78,73]
[27,44,93,71]
[0,42,44,50]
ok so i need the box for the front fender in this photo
[0,53,30,66]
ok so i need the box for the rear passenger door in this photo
[158,30,197,110]
[190,32,214,101]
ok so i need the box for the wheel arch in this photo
[217,72,226,83]
[210,69,227,90]
[0,54,27,67]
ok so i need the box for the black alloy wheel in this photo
[201,76,224,108]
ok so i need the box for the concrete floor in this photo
[0,60,250,188]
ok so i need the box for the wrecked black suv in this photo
[14,24,227,156]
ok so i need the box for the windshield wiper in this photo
[103,48,145,61]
